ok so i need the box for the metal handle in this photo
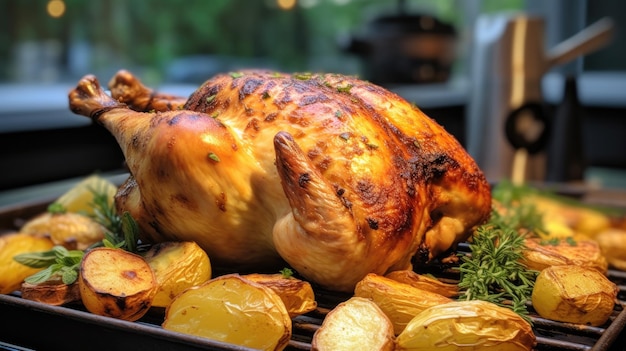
[546,17,615,69]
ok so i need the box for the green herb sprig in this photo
[14,246,84,285]
[14,180,141,286]
[490,204,545,237]
[89,186,139,253]
[457,179,547,324]
[280,267,294,278]
[491,180,546,236]
[47,202,66,214]
[458,223,538,324]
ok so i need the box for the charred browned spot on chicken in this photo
[68,69,491,292]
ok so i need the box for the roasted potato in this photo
[243,273,317,317]
[529,193,612,237]
[311,297,395,351]
[79,247,157,321]
[595,228,626,271]
[396,300,536,351]
[54,174,117,215]
[143,241,212,308]
[162,274,291,351]
[385,270,458,297]
[20,212,105,250]
[21,278,81,306]
[0,232,54,294]
[354,273,452,334]
[531,265,618,326]
[522,236,608,274]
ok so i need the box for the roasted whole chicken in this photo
[68,70,491,291]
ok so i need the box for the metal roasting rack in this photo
[0,198,625,351]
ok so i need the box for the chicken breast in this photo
[68,70,490,291]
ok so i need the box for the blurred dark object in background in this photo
[0,126,125,192]
[546,76,587,182]
[341,11,457,85]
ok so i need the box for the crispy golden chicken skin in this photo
[68,70,490,292]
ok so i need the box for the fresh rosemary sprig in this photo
[458,180,545,324]
[88,186,139,253]
[458,223,538,324]
[89,185,121,236]
[459,180,546,324]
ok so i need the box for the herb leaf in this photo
[47,202,66,214]
[24,267,54,284]
[280,267,294,278]
[294,72,312,80]
[15,245,85,285]
[121,211,139,253]
[13,250,58,268]
[61,268,79,285]
[208,152,220,162]
[336,84,353,93]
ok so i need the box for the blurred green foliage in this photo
[0,0,523,83]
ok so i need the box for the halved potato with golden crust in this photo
[20,212,105,250]
[0,232,54,294]
[385,270,458,297]
[354,273,452,335]
[162,274,291,351]
[531,265,618,326]
[243,273,317,317]
[21,278,81,306]
[311,297,395,351]
[79,247,157,321]
[396,300,536,351]
[522,236,608,274]
[143,241,211,308]
[595,228,626,271]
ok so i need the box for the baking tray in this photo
[1,197,626,351]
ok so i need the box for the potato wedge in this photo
[21,278,81,306]
[311,297,395,351]
[0,232,54,294]
[243,273,317,317]
[531,265,618,326]
[79,247,157,321]
[396,300,536,351]
[522,236,608,274]
[163,274,291,351]
[354,273,452,335]
[143,241,212,308]
[385,270,458,297]
[20,212,105,250]
[595,228,626,271]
